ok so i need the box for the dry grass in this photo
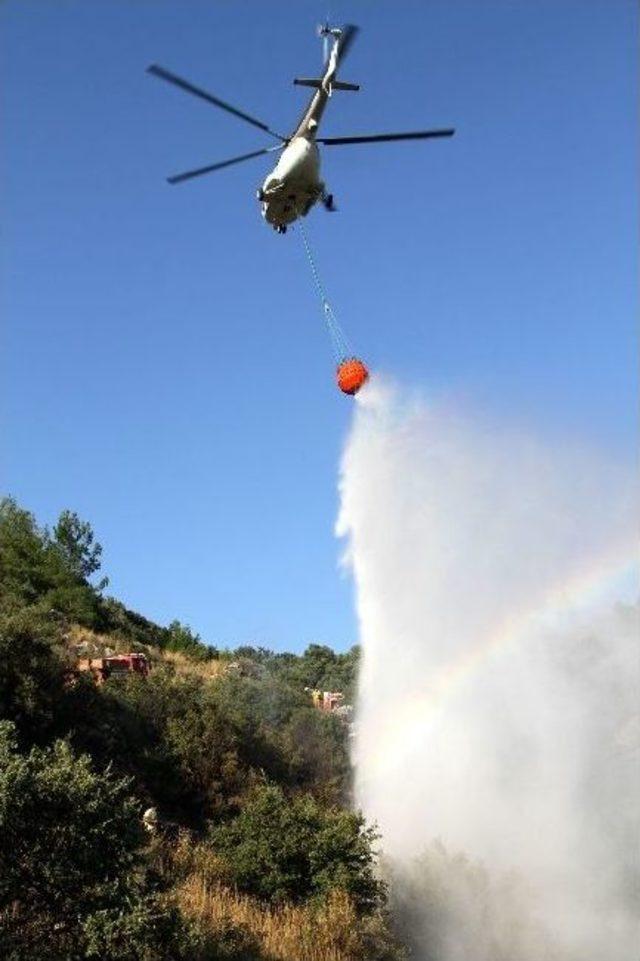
[65,624,124,654]
[160,649,227,681]
[171,836,403,961]
[64,623,227,682]
[179,875,364,961]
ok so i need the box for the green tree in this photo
[268,643,361,700]
[166,619,216,660]
[0,721,199,961]
[164,684,247,816]
[0,498,52,607]
[66,669,205,821]
[0,497,100,626]
[53,510,107,588]
[210,784,384,911]
[280,706,350,805]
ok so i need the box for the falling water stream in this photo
[338,379,638,961]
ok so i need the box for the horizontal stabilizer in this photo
[332,80,360,91]
[294,78,360,91]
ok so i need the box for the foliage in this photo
[78,666,350,821]
[166,619,217,660]
[81,899,212,961]
[0,497,101,626]
[210,784,384,911]
[62,682,181,816]
[0,496,401,960]
[0,721,190,960]
[0,722,141,908]
[162,679,248,816]
[0,498,50,606]
[280,703,351,803]
[282,642,360,697]
[53,509,107,587]
[93,605,216,663]
[96,596,168,650]
[204,672,351,805]
[232,642,361,700]
[0,605,67,744]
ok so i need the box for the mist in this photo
[337,379,638,961]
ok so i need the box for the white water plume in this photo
[337,378,638,961]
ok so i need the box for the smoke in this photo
[337,378,638,961]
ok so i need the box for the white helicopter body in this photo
[259,137,321,229]
[148,24,454,234]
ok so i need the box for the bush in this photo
[82,899,211,961]
[0,721,191,961]
[209,784,384,912]
[164,684,247,815]
[66,670,209,821]
[207,672,351,803]
[0,606,67,743]
[280,705,351,804]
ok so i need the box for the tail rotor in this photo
[317,21,359,65]
[317,22,330,64]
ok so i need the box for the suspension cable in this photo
[299,221,352,364]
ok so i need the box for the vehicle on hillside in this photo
[76,653,150,684]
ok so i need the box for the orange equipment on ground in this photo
[322,691,344,711]
[337,357,368,395]
[308,689,345,712]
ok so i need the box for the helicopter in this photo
[147,23,454,234]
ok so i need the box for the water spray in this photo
[338,383,638,961]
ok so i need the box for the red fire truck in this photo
[77,653,150,684]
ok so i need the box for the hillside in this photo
[0,497,402,961]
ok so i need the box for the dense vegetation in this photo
[0,497,402,961]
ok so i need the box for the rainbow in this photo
[357,541,638,776]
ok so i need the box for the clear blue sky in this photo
[3,1,636,651]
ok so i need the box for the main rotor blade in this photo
[338,24,359,63]
[167,147,280,185]
[147,64,285,141]
[318,128,455,146]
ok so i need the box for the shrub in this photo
[0,721,191,960]
[0,606,66,743]
[209,784,384,912]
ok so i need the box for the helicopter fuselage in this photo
[149,22,454,228]
[259,47,337,231]
[260,137,322,228]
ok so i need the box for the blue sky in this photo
[3,1,636,651]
